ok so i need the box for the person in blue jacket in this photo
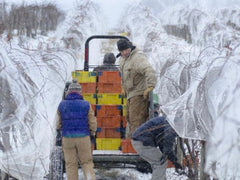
[132,116,183,180]
[57,79,97,180]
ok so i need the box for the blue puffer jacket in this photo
[58,92,90,138]
[132,116,178,163]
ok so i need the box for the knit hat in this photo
[117,39,131,51]
[67,79,81,94]
[103,53,116,64]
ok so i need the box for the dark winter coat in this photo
[93,52,119,72]
[93,64,119,72]
[132,116,179,163]
[58,92,91,138]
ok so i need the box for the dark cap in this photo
[117,39,131,51]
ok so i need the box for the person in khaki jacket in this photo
[57,79,97,180]
[117,39,157,139]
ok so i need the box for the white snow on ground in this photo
[0,0,240,179]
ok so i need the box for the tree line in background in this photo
[0,2,65,38]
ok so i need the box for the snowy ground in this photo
[1,0,240,179]
[64,168,187,180]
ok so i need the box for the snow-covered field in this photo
[1,0,240,179]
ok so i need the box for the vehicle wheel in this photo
[49,146,64,180]
[136,162,152,173]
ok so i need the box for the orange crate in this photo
[91,104,96,115]
[121,139,137,153]
[122,116,127,128]
[96,127,121,138]
[96,105,122,116]
[97,82,121,93]
[97,116,121,128]
[167,161,174,168]
[98,71,121,83]
[80,83,96,93]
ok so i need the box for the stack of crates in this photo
[96,71,122,150]
[71,70,136,153]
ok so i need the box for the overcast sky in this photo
[5,0,240,27]
[6,0,240,15]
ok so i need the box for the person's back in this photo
[93,52,119,71]
[59,92,90,137]
[57,79,97,180]
[132,116,178,150]
[131,116,182,180]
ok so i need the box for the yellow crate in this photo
[72,71,97,83]
[82,93,97,104]
[122,104,126,116]
[97,93,122,105]
[122,97,127,105]
[96,138,121,150]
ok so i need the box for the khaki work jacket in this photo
[119,48,157,99]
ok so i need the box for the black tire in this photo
[136,162,152,173]
[49,146,64,180]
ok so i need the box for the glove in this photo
[143,86,154,99]
[121,87,126,97]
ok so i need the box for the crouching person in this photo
[57,79,97,180]
[131,116,182,180]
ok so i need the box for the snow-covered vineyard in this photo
[0,0,240,179]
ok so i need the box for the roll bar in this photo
[84,35,129,71]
